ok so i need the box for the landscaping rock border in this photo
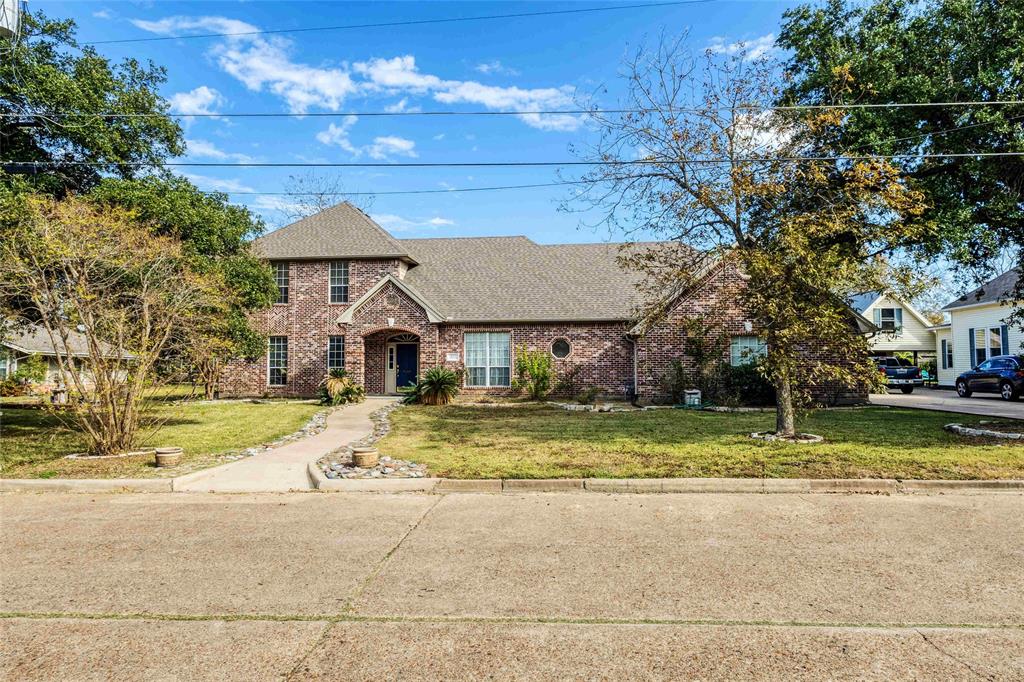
[750,431,825,444]
[945,423,1024,440]
[315,402,426,480]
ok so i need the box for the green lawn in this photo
[1,399,322,479]
[376,403,1024,480]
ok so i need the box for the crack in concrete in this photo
[284,621,335,681]
[343,493,446,614]
[2,611,1021,631]
[916,628,996,680]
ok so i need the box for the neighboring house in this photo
[1,324,99,389]
[220,202,871,404]
[848,292,937,364]
[934,268,1022,387]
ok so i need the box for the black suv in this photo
[956,355,1024,401]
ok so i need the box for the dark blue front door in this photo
[395,344,417,388]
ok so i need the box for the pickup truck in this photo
[876,357,924,394]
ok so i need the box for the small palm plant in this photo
[402,366,462,405]
[319,368,366,405]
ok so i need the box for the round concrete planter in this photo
[154,447,184,468]
[351,446,379,468]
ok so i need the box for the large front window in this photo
[465,332,511,387]
[268,336,288,386]
[273,262,289,304]
[974,326,1004,366]
[329,261,349,304]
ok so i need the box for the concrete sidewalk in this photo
[175,397,395,492]
[1,491,1022,679]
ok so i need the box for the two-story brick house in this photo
[220,202,870,404]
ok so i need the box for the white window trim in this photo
[329,260,350,305]
[729,335,767,367]
[464,331,511,387]
[273,262,290,305]
[268,336,288,386]
[327,335,345,371]
[550,337,572,360]
[974,326,1004,365]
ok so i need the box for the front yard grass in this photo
[0,399,322,479]
[377,403,1024,480]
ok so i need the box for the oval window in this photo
[551,338,571,359]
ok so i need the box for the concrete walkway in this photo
[870,388,1024,420]
[175,397,396,493]
[2,491,1022,680]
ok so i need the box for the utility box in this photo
[683,389,702,408]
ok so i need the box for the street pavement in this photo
[870,388,1024,420]
[2,490,1022,680]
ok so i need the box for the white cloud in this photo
[384,98,421,114]
[474,60,519,76]
[371,213,454,232]
[183,173,254,193]
[132,15,582,130]
[169,85,226,120]
[366,136,417,160]
[706,34,778,61]
[184,138,253,163]
[92,9,114,20]
[316,118,417,160]
[432,133,446,141]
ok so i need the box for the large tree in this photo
[89,176,278,398]
[574,39,926,435]
[777,0,1024,289]
[1,10,184,194]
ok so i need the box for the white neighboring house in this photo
[0,324,127,390]
[848,292,937,364]
[934,268,1022,387]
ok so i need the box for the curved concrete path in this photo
[176,397,396,493]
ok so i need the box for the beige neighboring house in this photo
[0,324,124,390]
[848,292,937,364]
[933,268,1022,388]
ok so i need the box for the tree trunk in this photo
[775,373,796,437]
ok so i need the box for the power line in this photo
[3,101,1022,119]
[211,180,589,197]
[85,1,713,46]
[4,152,1022,170]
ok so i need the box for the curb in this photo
[0,478,172,493]
[306,460,439,492]
[502,478,584,492]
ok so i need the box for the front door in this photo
[395,343,418,389]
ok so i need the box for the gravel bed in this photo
[316,402,427,479]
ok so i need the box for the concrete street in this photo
[2,490,1023,680]
[870,388,1024,420]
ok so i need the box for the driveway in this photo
[2,490,1022,680]
[870,388,1024,420]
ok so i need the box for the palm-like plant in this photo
[320,368,366,405]
[403,366,461,405]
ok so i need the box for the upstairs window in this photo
[465,332,511,387]
[329,261,350,304]
[730,336,767,366]
[273,262,289,304]
[876,307,903,333]
[327,336,345,371]
[268,336,288,386]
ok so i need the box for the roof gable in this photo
[337,275,445,324]
[943,268,1020,310]
[254,202,413,261]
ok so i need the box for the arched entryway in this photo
[361,328,420,395]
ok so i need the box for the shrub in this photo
[575,386,600,405]
[717,362,775,407]
[13,354,47,386]
[512,346,554,400]
[554,363,583,396]
[660,359,690,404]
[403,366,461,405]
[318,368,366,405]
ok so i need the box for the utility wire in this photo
[213,180,590,197]
[84,1,714,45]
[3,101,1022,119]
[4,152,1021,169]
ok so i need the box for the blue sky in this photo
[44,0,795,243]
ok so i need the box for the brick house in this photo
[220,202,871,404]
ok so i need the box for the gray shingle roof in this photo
[254,202,413,261]
[400,237,661,322]
[1,323,122,358]
[943,268,1020,310]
